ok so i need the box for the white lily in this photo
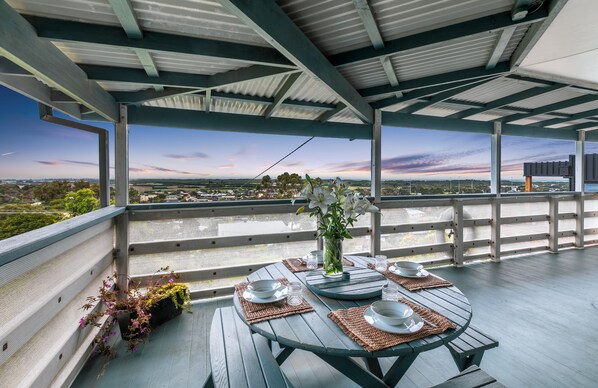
[307,186,335,214]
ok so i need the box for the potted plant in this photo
[80,267,191,358]
[295,175,379,277]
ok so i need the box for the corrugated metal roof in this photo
[415,105,461,117]
[454,77,537,104]
[552,100,598,114]
[214,73,287,97]
[466,111,507,121]
[150,51,247,75]
[6,0,119,25]
[338,58,388,90]
[271,104,323,120]
[510,88,585,109]
[97,81,153,92]
[499,24,529,62]
[52,41,141,69]
[371,0,513,42]
[285,73,337,104]
[329,108,363,123]
[278,0,370,55]
[392,33,496,81]
[132,0,268,46]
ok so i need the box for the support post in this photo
[491,197,501,262]
[98,130,110,207]
[525,176,532,192]
[491,122,502,195]
[491,122,502,262]
[575,131,585,248]
[370,110,382,257]
[452,200,464,267]
[548,196,559,253]
[115,104,129,295]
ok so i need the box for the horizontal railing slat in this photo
[380,221,452,234]
[381,242,453,258]
[129,227,370,255]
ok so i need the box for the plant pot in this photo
[323,237,344,278]
[149,295,183,327]
[116,311,137,340]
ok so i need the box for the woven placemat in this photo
[235,279,314,324]
[328,298,455,352]
[368,264,453,291]
[283,257,354,273]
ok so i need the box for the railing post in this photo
[548,196,559,253]
[575,131,585,248]
[370,110,382,257]
[98,130,110,208]
[491,197,501,262]
[115,104,129,295]
[452,200,464,267]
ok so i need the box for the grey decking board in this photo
[73,249,598,387]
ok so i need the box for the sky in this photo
[0,85,592,181]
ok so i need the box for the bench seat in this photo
[207,306,293,388]
[433,365,505,388]
[446,325,499,372]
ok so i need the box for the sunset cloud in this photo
[218,164,236,169]
[164,152,209,160]
[1,152,14,157]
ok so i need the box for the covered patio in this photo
[2,0,598,387]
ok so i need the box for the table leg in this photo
[315,354,387,388]
[383,353,418,387]
[275,346,295,365]
[364,357,383,378]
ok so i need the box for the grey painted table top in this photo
[305,266,387,300]
[233,255,472,358]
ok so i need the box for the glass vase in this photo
[323,237,344,278]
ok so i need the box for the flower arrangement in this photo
[295,175,379,276]
[80,267,191,358]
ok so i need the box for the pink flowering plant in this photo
[80,267,191,358]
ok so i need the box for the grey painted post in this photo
[370,110,382,257]
[98,130,110,207]
[453,200,464,267]
[575,131,585,248]
[549,196,559,253]
[491,123,501,262]
[115,104,129,295]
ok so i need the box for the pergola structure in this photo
[3,0,598,386]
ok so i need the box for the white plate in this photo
[243,286,288,304]
[364,307,424,334]
[388,266,429,279]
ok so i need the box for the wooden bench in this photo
[205,306,293,388]
[445,326,499,372]
[432,365,505,387]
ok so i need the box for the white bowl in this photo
[371,301,414,326]
[394,261,423,276]
[247,280,282,299]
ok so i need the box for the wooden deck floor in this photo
[73,248,598,387]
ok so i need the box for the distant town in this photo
[0,174,570,239]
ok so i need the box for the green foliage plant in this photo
[64,188,99,216]
[80,267,191,358]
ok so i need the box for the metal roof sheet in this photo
[392,33,496,81]
[453,77,537,104]
[278,0,370,55]
[552,100,598,114]
[52,41,141,69]
[414,105,461,117]
[150,51,247,75]
[499,24,529,62]
[132,0,268,46]
[214,73,287,97]
[338,58,388,90]
[97,81,153,92]
[285,73,337,104]
[370,0,513,42]
[510,88,586,110]
[6,0,119,25]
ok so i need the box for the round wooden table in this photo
[233,256,472,387]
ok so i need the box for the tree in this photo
[129,187,141,204]
[65,188,99,216]
[33,180,70,203]
[261,175,272,188]
[0,213,62,239]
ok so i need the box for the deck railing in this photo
[1,193,598,385]
[127,192,598,298]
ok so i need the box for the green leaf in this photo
[295,206,305,215]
